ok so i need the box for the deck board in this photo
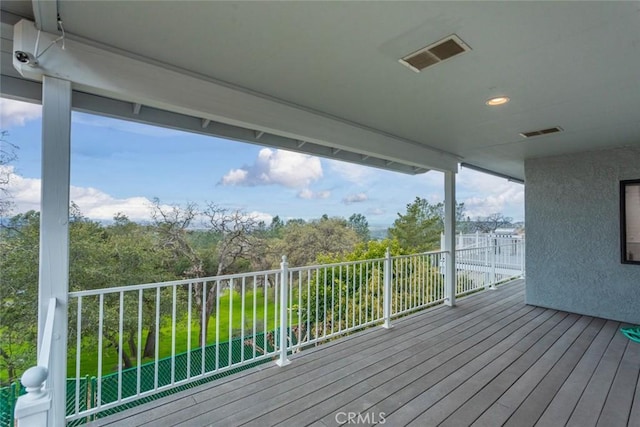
[503,317,606,427]
[88,279,640,427]
[566,329,629,427]
[535,320,619,427]
[597,339,640,427]
[181,288,528,427]
[146,286,524,427]
[285,305,540,427]
[414,311,576,427]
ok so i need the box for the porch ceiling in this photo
[2,1,640,180]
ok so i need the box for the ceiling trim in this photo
[460,163,524,184]
[10,19,460,173]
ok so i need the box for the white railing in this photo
[22,241,524,424]
[283,255,387,353]
[66,268,283,421]
[15,297,58,426]
[444,231,525,250]
[390,251,447,317]
[455,240,525,295]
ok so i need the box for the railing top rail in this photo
[392,250,446,260]
[456,242,524,252]
[69,268,281,298]
[288,256,386,272]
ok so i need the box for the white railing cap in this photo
[21,366,48,388]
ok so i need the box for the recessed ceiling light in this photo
[485,96,510,106]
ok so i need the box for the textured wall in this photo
[525,146,640,324]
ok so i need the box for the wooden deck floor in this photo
[90,280,640,427]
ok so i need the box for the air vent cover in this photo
[399,35,471,72]
[520,127,563,138]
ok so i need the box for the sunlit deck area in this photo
[88,280,640,427]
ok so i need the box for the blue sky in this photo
[1,98,524,227]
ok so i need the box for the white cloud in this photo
[0,98,41,128]
[342,192,368,205]
[457,168,524,220]
[297,188,331,200]
[1,166,163,221]
[221,148,323,188]
[247,211,273,224]
[327,160,372,185]
[2,167,279,225]
[220,169,248,186]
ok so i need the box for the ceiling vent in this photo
[399,35,471,72]
[519,127,563,138]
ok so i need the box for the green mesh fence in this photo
[0,383,19,427]
[0,332,279,426]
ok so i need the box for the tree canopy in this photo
[388,197,465,252]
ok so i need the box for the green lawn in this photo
[68,288,277,378]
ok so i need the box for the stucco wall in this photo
[525,146,640,324]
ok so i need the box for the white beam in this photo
[32,0,59,33]
[38,76,71,427]
[11,19,459,173]
[201,118,211,128]
[444,170,457,307]
[132,103,142,115]
[0,72,433,176]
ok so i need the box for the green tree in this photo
[274,216,360,267]
[68,208,177,370]
[104,213,178,363]
[348,213,370,242]
[388,197,465,252]
[0,131,19,220]
[0,211,39,384]
[267,215,285,238]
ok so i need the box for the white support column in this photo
[38,76,71,427]
[382,248,392,329]
[444,170,456,307]
[276,256,291,367]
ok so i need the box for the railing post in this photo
[489,239,497,290]
[382,248,392,329]
[520,239,526,278]
[484,245,490,290]
[276,256,291,367]
[16,297,58,426]
[444,170,456,307]
[15,367,51,426]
